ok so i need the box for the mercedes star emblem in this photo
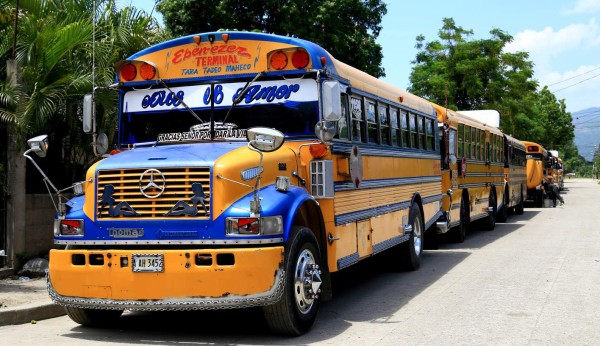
[139,169,166,198]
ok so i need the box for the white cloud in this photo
[505,18,600,60]
[565,0,600,14]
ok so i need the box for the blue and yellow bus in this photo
[37,31,444,335]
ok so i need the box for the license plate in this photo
[132,254,164,272]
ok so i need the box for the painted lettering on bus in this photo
[196,55,240,67]
[172,45,251,65]
[234,83,300,103]
[142,90,184,109]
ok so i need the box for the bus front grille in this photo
[96,167,211,219]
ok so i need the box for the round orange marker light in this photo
[140,63,156,80]
[309,143,328,158]
[292,50,310,69]
[270,51,288,70]
[120,63,137,81]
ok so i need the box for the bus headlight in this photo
[226,216,283,236]
[55,219,84,236]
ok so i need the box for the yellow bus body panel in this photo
[49,247,284,300]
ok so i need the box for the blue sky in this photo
[128,0,600,114]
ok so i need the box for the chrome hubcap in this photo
[293,249,322,314]
[413,216,422,254]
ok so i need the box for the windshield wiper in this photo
[157,79,205,124]
[222,71,265,124]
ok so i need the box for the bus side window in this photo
[418,115,425,149]
[401,109,409,147]
[350,96,364,142]
[366,101,377,143]
[471,127,477,159]
[390,108,399,146]
[409,112,417,148]
[465,125,471,159]
[426,118,434,150]
[336,93,350,140]
[458,124,464,158]
[379,104,390,145]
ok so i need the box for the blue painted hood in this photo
[96,142,247,170]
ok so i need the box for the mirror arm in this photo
[23,149,59,194]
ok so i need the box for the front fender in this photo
[225,184,316,242]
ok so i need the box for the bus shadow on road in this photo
[60,213,533,344]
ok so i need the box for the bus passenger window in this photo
[350,97,364,142]
[335,93,350,140]
[465,125,471,159]
[458,124,464,158]
[471,127,477,159]
[479,130,484,160]
[379,105,390,145]
[367,101,377,143]
[401,110,409,147]
[426,119,434,150]
[418,115,425,149]
[390,108,399,146]
[409,113,417,148]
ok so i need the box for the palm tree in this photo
[0,0,168,268]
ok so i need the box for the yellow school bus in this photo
[36,31,444,335]
[523,141,548,207]
[434,106,505,242]
[498,134,527,220]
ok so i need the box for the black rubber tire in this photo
[65,307,123,326]
[451,197,469,243]
[497,188,508,223]
[515,188,524,215]
[401,204,424,271]
[263,226,321,336]
[485,191,497,230]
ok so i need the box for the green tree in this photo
[533,86,574,150]
[409,18,541,141]
[156,0,387,77]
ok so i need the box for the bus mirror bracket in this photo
[246,127,286,216]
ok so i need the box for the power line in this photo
[548,66,600,86]
[551,72,600,93]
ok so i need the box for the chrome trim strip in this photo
[335,176,441,192]
[47,270,285,311]
[54,237,284,246]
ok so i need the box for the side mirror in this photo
[83,94,93,133]
[26,134,49,158]
[322,80,342,121]
[314,120,337,142]
[247,127,285,152]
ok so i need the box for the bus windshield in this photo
[119,79,319,145]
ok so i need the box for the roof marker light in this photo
[140,63,156,80]
[320,57,327,67]
[222,33,229,43]
[270,51,288,70]
[193,35,201,45]
[120,63,137,81]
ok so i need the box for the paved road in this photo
[1,178,598,345]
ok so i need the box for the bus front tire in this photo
[485,191,497,230]
[497,189,508,223]
[263,226,321,336]
[451,197,469,243]
[401,204,424,271]
[65,306,123,326]
[515,190,524,215]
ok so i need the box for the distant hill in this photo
[573,107,600,161]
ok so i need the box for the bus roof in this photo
[122,31,435,116]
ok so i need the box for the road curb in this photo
[0,303,66,326]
